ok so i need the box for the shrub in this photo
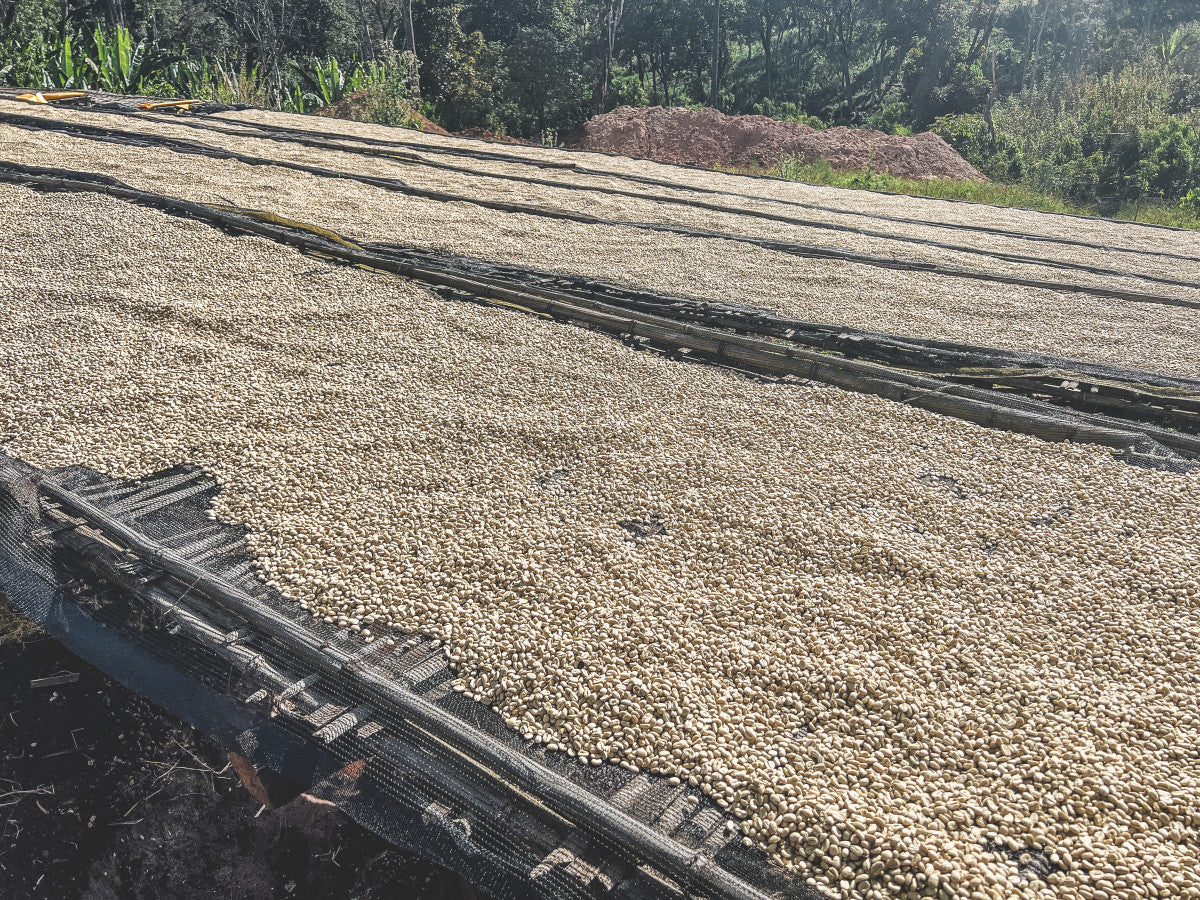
[860,98,912,135]
[753,99,826,129]
[0,40,47,88]
[363,51,424,128]
[931,113,1025,181]
[994,48,1200,205]
[1181,188,1200,219]
[1142,118,1200,198]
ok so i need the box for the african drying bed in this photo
[0,93,1198,900]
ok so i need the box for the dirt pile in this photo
[566,106,984,180]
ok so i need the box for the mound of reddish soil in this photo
[455,127,532,145]
[566,106,984,181]
[314,91,449,134]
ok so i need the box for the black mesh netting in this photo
[0,451,822,900]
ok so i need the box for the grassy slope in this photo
[766,158,1200,232]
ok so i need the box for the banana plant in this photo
[1160,27,1188,67]
[41,34,84,88]
[284,82,308,113]
[165,55,216,100]
[293,56,353,109]
[85,27,178,94]
[346,64,370,94]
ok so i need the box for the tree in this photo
[597,0,624,113]
[744,0,781,100]
[1023,0,1055,95]
[461,0,568,43]
[906,0,1001,126]
[349,0,401,57]
[348,0,418,90]
[213,0,343,102]
[214,0,296,101]
[621,0,713,106]
[2,0,19,33]
[415,1,503,130]
[505,18,584,134]
[710,0,720,103]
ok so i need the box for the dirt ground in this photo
[564,105,983,179]
[0,604,463,900]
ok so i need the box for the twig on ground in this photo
[0,784,55,808]
[171,737,215,772]
[118,785,164,821]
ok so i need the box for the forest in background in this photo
[1,0,1198,219]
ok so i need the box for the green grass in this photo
[772,158,1200,232]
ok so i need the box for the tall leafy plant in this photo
[86,27,178,93]
[42,34,84,88]
[293,56,350,108]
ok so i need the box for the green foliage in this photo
[294,56,352,107]
[85,27,179,94]
[862,98,918,136]
[165,56,219,100]
[1160,26,1190,66]
[1142,118,1200,198]
[363,51,424,127]
[932,114,1025,181]
[42,33,84,88]
[606,71,647,110]
[4,0,1197,221]
[900,35,992,128]
[992,46,1200,206]
[414,3,505,132]
[4,28,178,94]
[501,20,586,135]
[0,38,41,86]
[209,61,277,108]
[776,156,1200,232]
[1181,189,1200,219]
[753,100,825,129]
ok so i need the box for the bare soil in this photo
[0,607,460,900]
[564,106,984,180]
